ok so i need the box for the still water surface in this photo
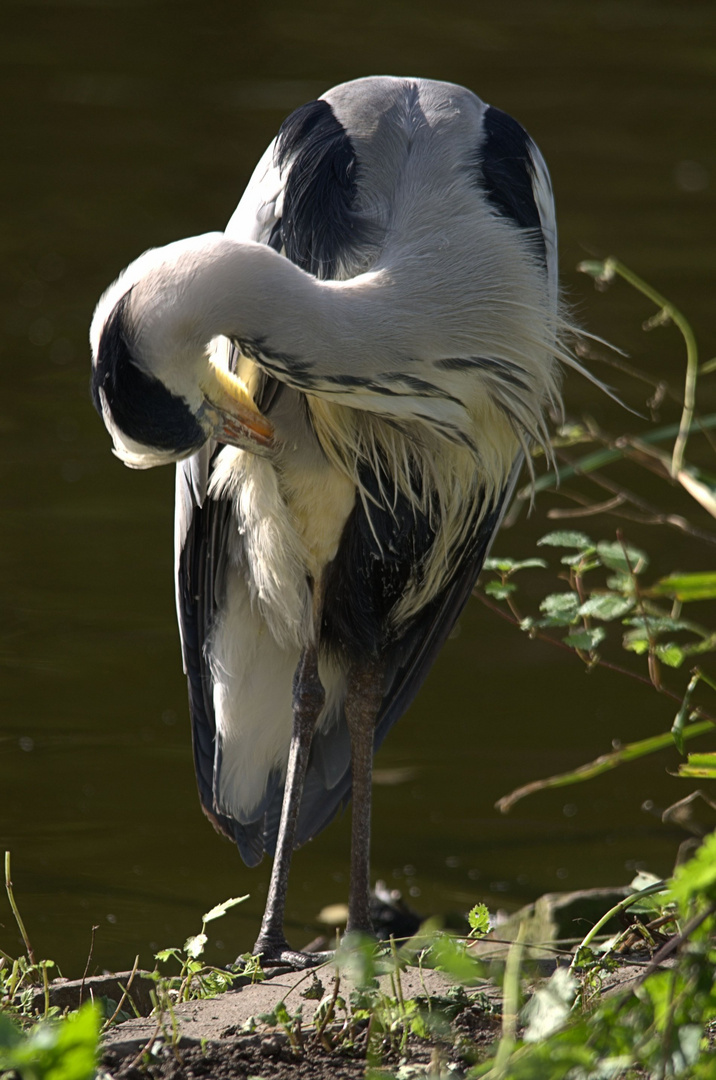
[1,0,715,975]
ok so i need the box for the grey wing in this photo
[267,100,556,850]
[245,95,553,855]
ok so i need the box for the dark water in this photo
[2,0,715,976]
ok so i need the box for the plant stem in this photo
[495,718,713,813]
[569,881,667,972]
[105,956,142,1027]
[597,257,699,477]
[4,852,35,966]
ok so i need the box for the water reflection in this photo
[1,1,714,975]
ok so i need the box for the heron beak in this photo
[201,363,274,451]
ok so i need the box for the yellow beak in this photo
[201,362,274,451]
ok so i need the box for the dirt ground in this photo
[95,952,652,1080]
[62,887,655,1079]
[101,994,502,1079]
[101,1013,503,1080]
[97,964,503,1079]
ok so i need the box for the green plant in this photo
[466,831,716,1079]
[476,259,716,811]
[0,1002,100,1080]
[152,895,254,1003]
[1,853,60,1024]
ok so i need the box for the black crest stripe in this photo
[275,99,373,280]
[477,106,547,268]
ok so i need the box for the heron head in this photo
[90,285,274,470]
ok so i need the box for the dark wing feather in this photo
[176,448,266,865]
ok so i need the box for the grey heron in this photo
[90,76,568,965]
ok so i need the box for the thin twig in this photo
[546,482,716,544]
[126,1021,162,1072]
[548,494,626,519]
[80,924,100,1007]
[104,955,141,1028]
[574,339,683,408]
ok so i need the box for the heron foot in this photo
[251,936,332,970]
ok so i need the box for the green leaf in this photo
[0,1013,22,1050]
[184,933,207,959]
[606,571,634,593]
[407,1012,430,1039]
[655,643,686,668]
[624,636,650,655]
[467,903,490,938]
[154,948,181,963]
[538,592,581,626]
[484,557,517,571]
[538,531,594,550]
[274,1001,293,1026]
[596,540,648,574]
[625,616,691,635]
[484,581,517,599]
[560,553,601,569]
[578,594,634,621]
[484,557,547,573]
[669,830,716,906]
[676,753,716,779]
[651,572,716,602]
[563,627,606,650]
[202,896,249,923]
[428,935,484,984]
[0,1003,100,1080]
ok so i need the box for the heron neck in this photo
[129,236,389,386]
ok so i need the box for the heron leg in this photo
[252,597,326,967]
[345,659,385,935]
